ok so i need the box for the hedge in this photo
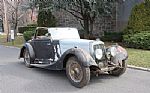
[123,32,150,50]
[18,26,36,34]
[123,1,150,49]
[101,31,123,42]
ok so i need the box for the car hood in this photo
[59,39,104,54]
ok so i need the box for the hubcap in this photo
[68,61,83,83]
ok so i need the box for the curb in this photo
[128,65,150,72]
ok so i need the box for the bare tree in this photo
[21,0,38,21]
[5,0,25,36]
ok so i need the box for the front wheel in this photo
[109,61,127,76]
[66,57,90,88]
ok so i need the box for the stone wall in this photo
[53,0,144,37]
[53,9,117,37]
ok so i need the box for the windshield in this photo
[48,28,80,40]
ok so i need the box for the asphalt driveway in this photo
[0,45,150,93]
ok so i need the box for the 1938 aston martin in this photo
[19,27,128,88]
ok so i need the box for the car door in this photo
[31,27,55,61]
[31,39,55,60]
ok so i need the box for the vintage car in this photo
[19,27,128,88]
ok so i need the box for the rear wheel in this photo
[66,57,90,88]
[109,61,127,76]
[24,49,33,68]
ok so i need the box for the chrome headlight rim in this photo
[94,49,103,60]
[110,47,117,57]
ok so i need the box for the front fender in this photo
[19,43,35,60]
[107,45,128,66]
[61,48,97,67]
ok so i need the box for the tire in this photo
[109,61,127,76]
[66,57,90,88]
[24,49,34,68]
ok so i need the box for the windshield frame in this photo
[48,28,80,40]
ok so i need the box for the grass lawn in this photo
[127,48,150,68]
[0,35,24,48]
[0,35,150,68]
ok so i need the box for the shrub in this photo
[23,31,35,41]
[124,1,150,35]
[18,26,36,34]
[123,1,150,49]
[123,32,150,50]
[101,31,123,42]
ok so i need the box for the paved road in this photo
[0,45,150,93]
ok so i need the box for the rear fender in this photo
[19,43,35,60]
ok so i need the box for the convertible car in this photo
[19,27,128,88]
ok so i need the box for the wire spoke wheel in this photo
[66,57,90,88]
[69,61,83,83]
[24,50,30,65]
[24,49,33,68]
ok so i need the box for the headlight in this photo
[110,47,117,57]
[94,49,103,60]
[106,51,111,60]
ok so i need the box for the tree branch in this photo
[79,20,84,28]
[69,8,81,14]
[5,0,16,10]
[58,6,83,20]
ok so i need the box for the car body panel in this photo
[59,39,93,55]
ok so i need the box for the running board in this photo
[31,63,52,68]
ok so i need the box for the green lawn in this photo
[0,35,150,68]
[127,48,150,68]
[0,35,24,48]
[0,35,7,43]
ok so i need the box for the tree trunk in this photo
[14,8,18,37]
[14,22,18,37]
[89,20,94,35]
[83,15,90,39]
[31,9,34,21]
